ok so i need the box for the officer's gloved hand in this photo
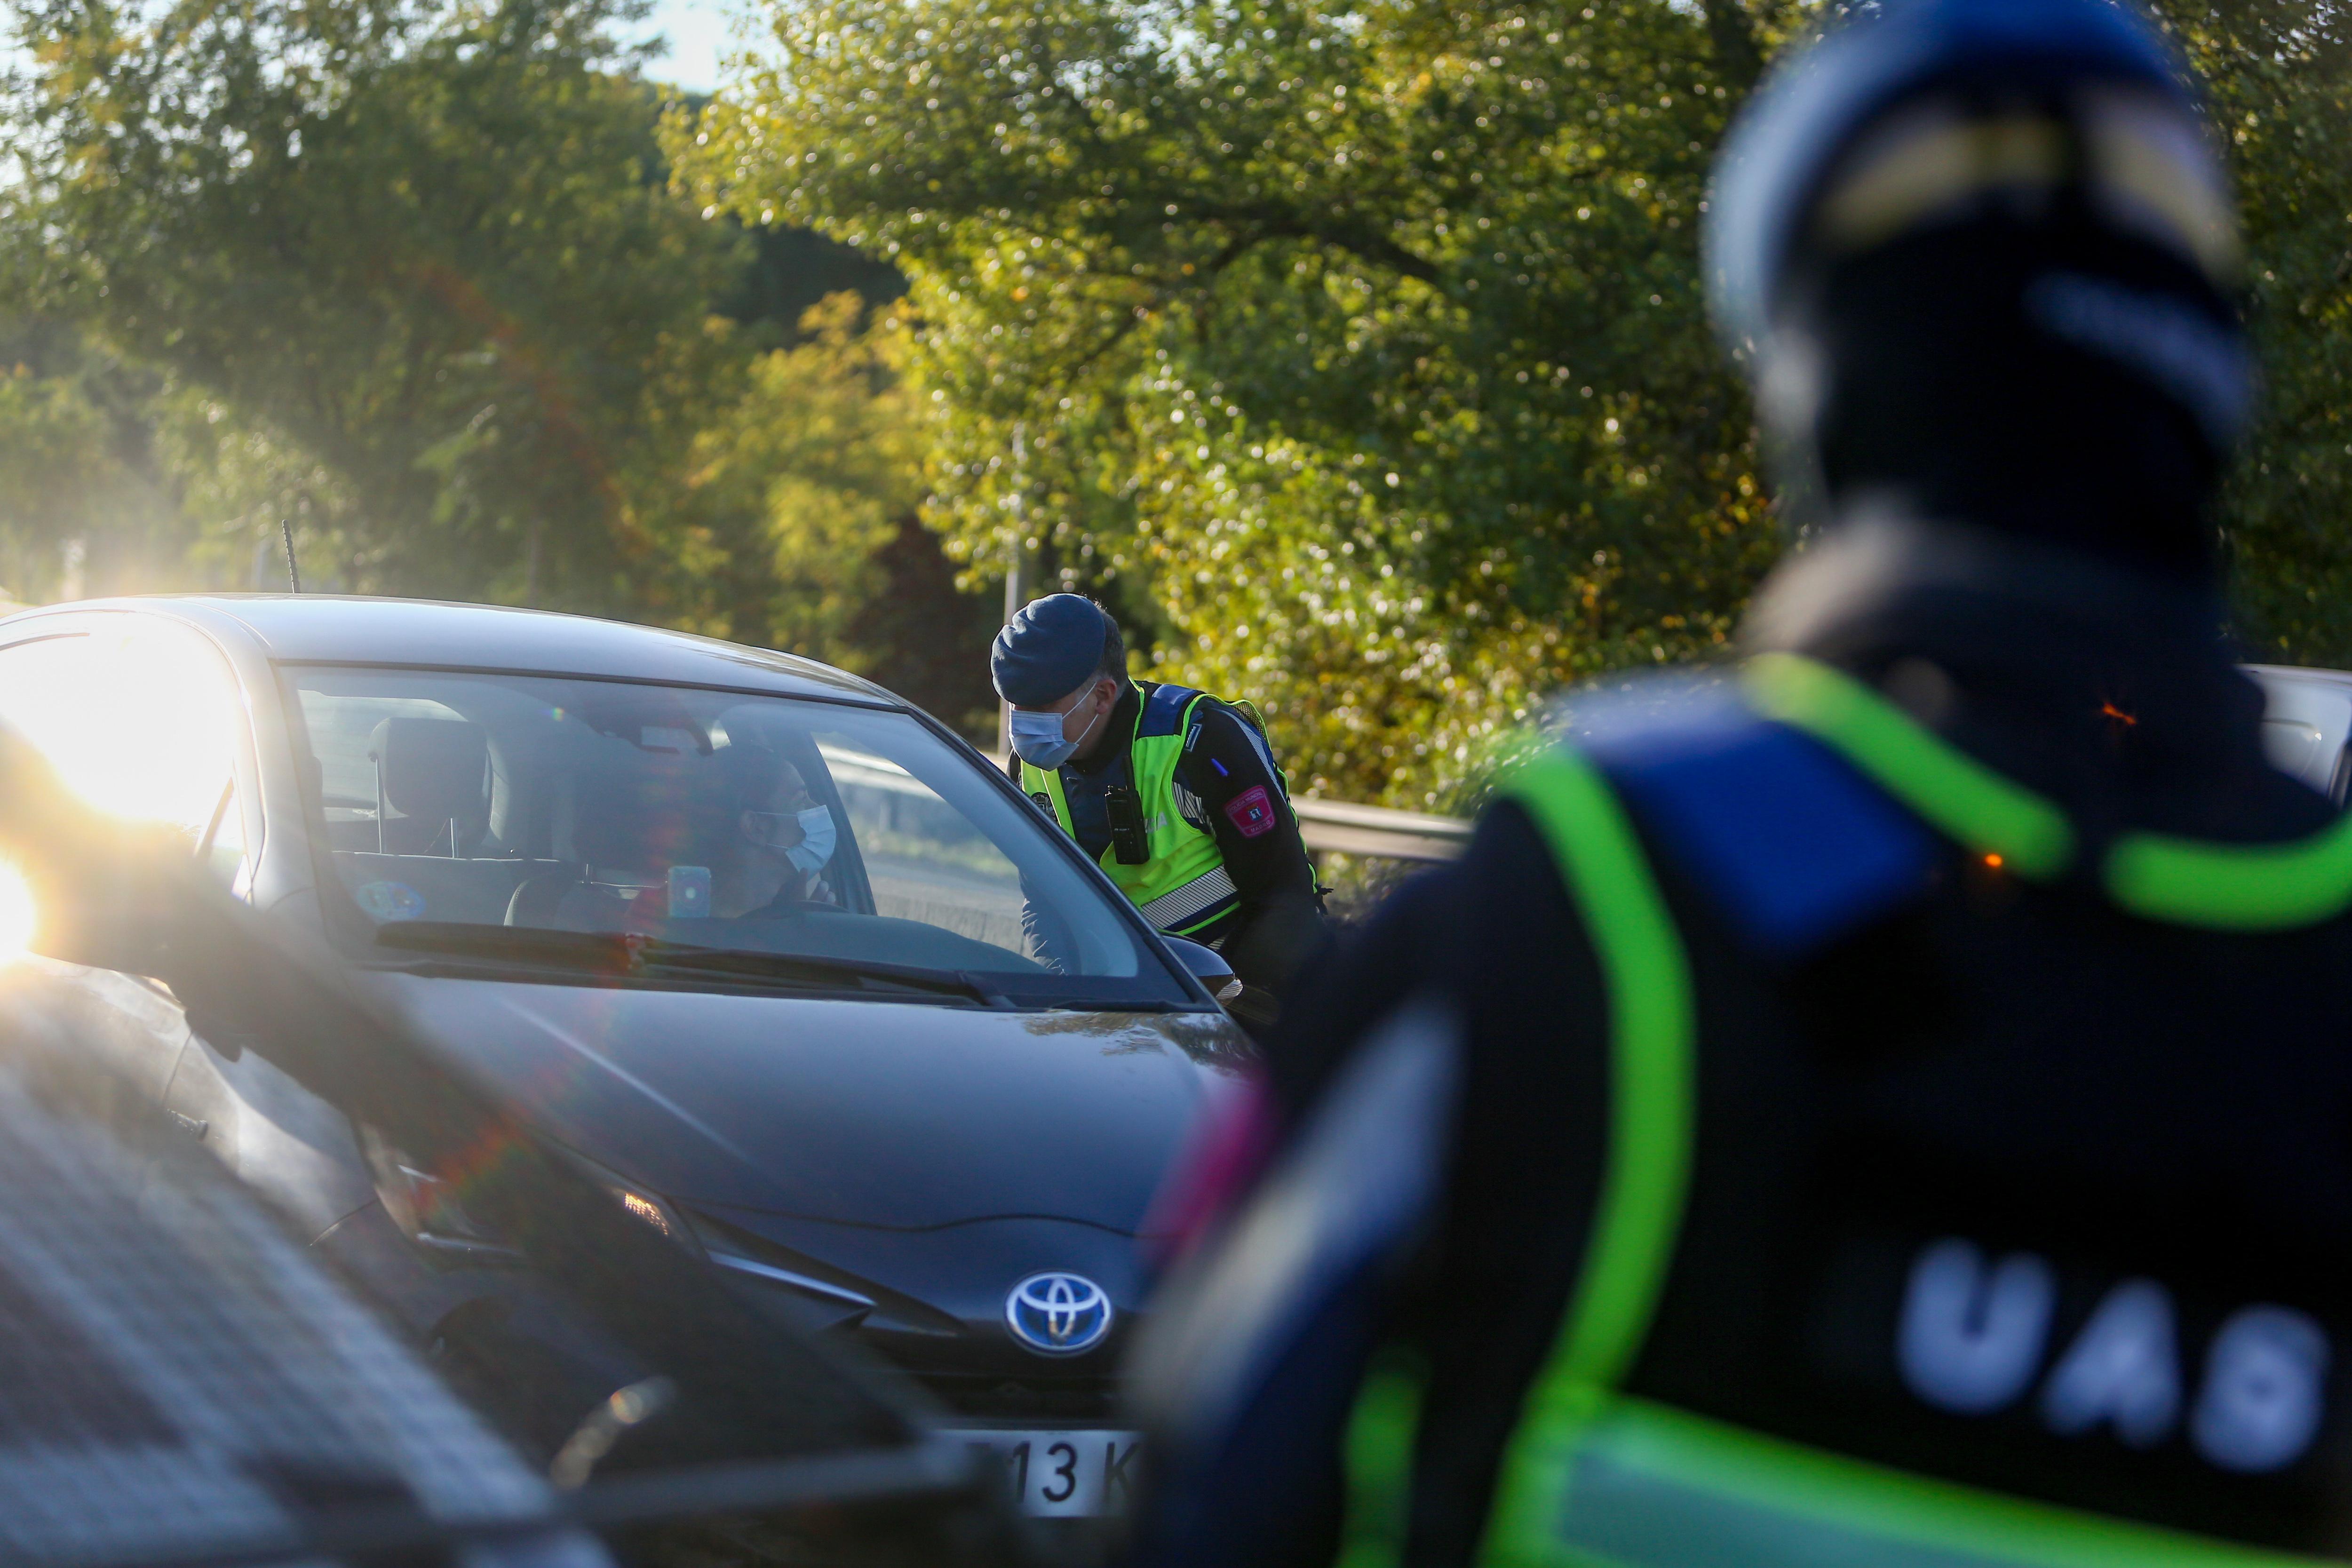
[1224,982,1282,1040]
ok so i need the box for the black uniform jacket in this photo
[1127,521,2352,1568]
[1011,681,1323,997]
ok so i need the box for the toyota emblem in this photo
[1004,1272,1113,1355]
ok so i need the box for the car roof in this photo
[3,595,903,706]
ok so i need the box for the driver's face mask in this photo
[1010,687,1106,770]
[785,806,835,873]
[742,806,836,872]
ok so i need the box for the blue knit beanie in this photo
[991,594,1112,708]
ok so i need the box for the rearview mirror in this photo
[1162,935,1242,1002]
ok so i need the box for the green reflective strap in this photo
[1555,1398,2319,1568]
[1480,749,1698,1568]
[1340,1356,1426,1568]
[1742,652,2077,880]
[1744,652,2352,928]
[2107,815,2352,929]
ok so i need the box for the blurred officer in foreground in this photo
[1125,3,2352,1566]
[994,594,1324,1031]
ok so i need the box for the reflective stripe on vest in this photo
[1139,864,1238,931]
[1477,748,1699,1568]
[1023,686,1235,936]
[1745,652,2352,930]
[1741,652,2076,879]
[1338,745,1698,1568]
[1547,1398,2308,1568]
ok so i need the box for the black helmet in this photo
[1707,0,2248,580]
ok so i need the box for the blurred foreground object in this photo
[0,713,1008,1564]
[1122,3,2352,1568]
[0,975,604,1568]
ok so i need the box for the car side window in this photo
[811,737,1033,959]
[0,621,246,854]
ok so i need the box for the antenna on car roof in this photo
[280,518,303,595]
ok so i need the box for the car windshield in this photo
[283,666,1191,1009]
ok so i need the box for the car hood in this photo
[359,973,1247,1233]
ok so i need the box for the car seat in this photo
[368,718,490,856]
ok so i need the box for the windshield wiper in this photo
[627,941,1012,1008]
[374,923,638,971]
[371,923,1012,1007]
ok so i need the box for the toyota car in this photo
[0,596,1251,1521]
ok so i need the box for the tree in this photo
[0,315,195,602]
[7,0,741,610]
[668,290,1001,728]
[684,0,2352,804]
[5,0,1005,733]
[677,0,1805,804]
[2156,0,2352,668]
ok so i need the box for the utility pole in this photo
[997,424,1029,758]
[997,549,1028,757]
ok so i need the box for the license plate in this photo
[942,1428,1142,1517]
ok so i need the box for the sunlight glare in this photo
[0,862,38,963]
[0,625,238,838]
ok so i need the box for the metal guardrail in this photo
[1292,797,1471,863]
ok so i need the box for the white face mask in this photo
[785,806,835,873]
[1010,695,1104,770]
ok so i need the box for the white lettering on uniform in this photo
[2039,1280,2181,1447]
[1896,1239,2335,1473]
[1899,1238,2055,1414]
[2192,1305,2330,1472]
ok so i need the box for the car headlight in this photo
[559,1148,703,1258]
[359,1125,511,1258]
[361,1128,699,1261]
[616,1189,672,1236]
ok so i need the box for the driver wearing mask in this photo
[712,749,837,917]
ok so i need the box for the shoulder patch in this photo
[1224,785,1279,839]
[1570,683,1936,958]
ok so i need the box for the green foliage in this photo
[1,0,1001,732]
[2157,0,2352,666]
[678,0,1805,804]
[0,320,191,602]
[9,0,2348,789]
[677,293,922,652]
[0,367,127,593]
[665,288,1003,729]
[681,0,2352,804]
[9,0,741,609]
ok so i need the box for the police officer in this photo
[1126,3,2352,1565]
[993,594,1325,1027]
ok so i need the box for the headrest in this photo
[368,719,488,825]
